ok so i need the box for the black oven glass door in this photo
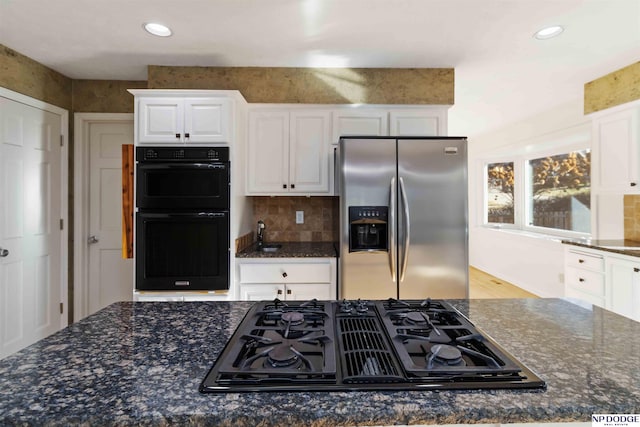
[137,163,229,210]
[136,212,229,291]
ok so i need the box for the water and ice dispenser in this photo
[348,206,388,252]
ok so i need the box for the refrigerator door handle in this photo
[399,177,410,282]
[389,177,397,282]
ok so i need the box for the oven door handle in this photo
[138,163,227,170]
[138,212,228,219]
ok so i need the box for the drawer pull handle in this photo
[631,182,637,187]
[635,268,640,273]
[287,289,292,295]
[578,259,585,263]
[277,289,283,295]
[282,272,288,278]
[175,133,180,139]
[185,132,190,139]
[579,278,585,282]
[283,184,287,189]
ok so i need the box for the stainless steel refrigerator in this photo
[338,136,468,300]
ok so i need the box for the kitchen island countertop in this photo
[0,299,638,426]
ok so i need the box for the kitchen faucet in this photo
[256,220,265,248]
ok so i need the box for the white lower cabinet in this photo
[238,258,336,301]
[564,246,640,321]
[606,256,640,321]
[564,248,606,308]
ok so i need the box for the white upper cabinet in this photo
[183,98,231,143]
[289,111,331,194]
[591,102,640,194]
[332,107,449,144]
[331,110,388,143]
[135,94,232,144]
[246,104,449,195]
[247,111,290,194]
[389,109,448,137]
[247,109,331,195]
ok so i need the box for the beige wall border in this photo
[0,44,72,110]
[72,80,146,113]
[584,61,640,114]
[148,65,454,105]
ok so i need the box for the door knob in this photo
[0,247,8,258]
[87,235,99,244]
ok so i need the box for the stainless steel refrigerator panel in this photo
[397,138,468,299]
[339,138,397,299]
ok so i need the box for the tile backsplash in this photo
[252,196,339,243]
[624,194,640,241]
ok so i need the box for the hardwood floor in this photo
[469,267,538,299]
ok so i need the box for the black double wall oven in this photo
[136,146,230,291]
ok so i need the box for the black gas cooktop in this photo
[200,299,546,393]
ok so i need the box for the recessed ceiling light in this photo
[143,22,172,37]
[533,25,564,40]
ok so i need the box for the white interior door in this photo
[87,121,134,315]
[0,95,64,359]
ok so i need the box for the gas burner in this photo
[427,344,465,368]
[281,311,305,326]
[265,345,302,368]
[405,311,427,324]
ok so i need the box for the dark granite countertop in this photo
[562,239,640,257]
[236,241,337,258]
[1,299,638,426]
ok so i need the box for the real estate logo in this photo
[593,414,640,427]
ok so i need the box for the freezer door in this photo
[339,137,398,299]
[397,138,468,299]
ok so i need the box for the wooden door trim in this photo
[0,87,69,329]
[73,113,133,321]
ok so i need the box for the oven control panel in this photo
[138,147,229,162]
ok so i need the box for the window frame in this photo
[483,158,519,229]
[480,125,591,239]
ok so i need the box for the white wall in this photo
[464,99,590,297]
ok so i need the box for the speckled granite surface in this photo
[236,241,337,258]
[562,239,640,257]
[1,299,638,426]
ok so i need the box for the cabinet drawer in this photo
[566,250,604,271]
[566,267,605,297]
[239,262,332,284]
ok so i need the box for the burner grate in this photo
[337,317,404,383]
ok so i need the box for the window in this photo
[481,126,591,238]
[526,150,591,233]
[486,162,514,224]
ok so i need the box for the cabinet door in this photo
[332,110,388,144]
[289,111,331,194]
[607,257,640,321]
[240,284,285,301]
[138,98,183,143]
[184,98,231,143]
[247,111,290,194]
[390,109,447,136]
[285,283,332,301]
[592,107,640,193]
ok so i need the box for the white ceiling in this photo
[1,0,639,137]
